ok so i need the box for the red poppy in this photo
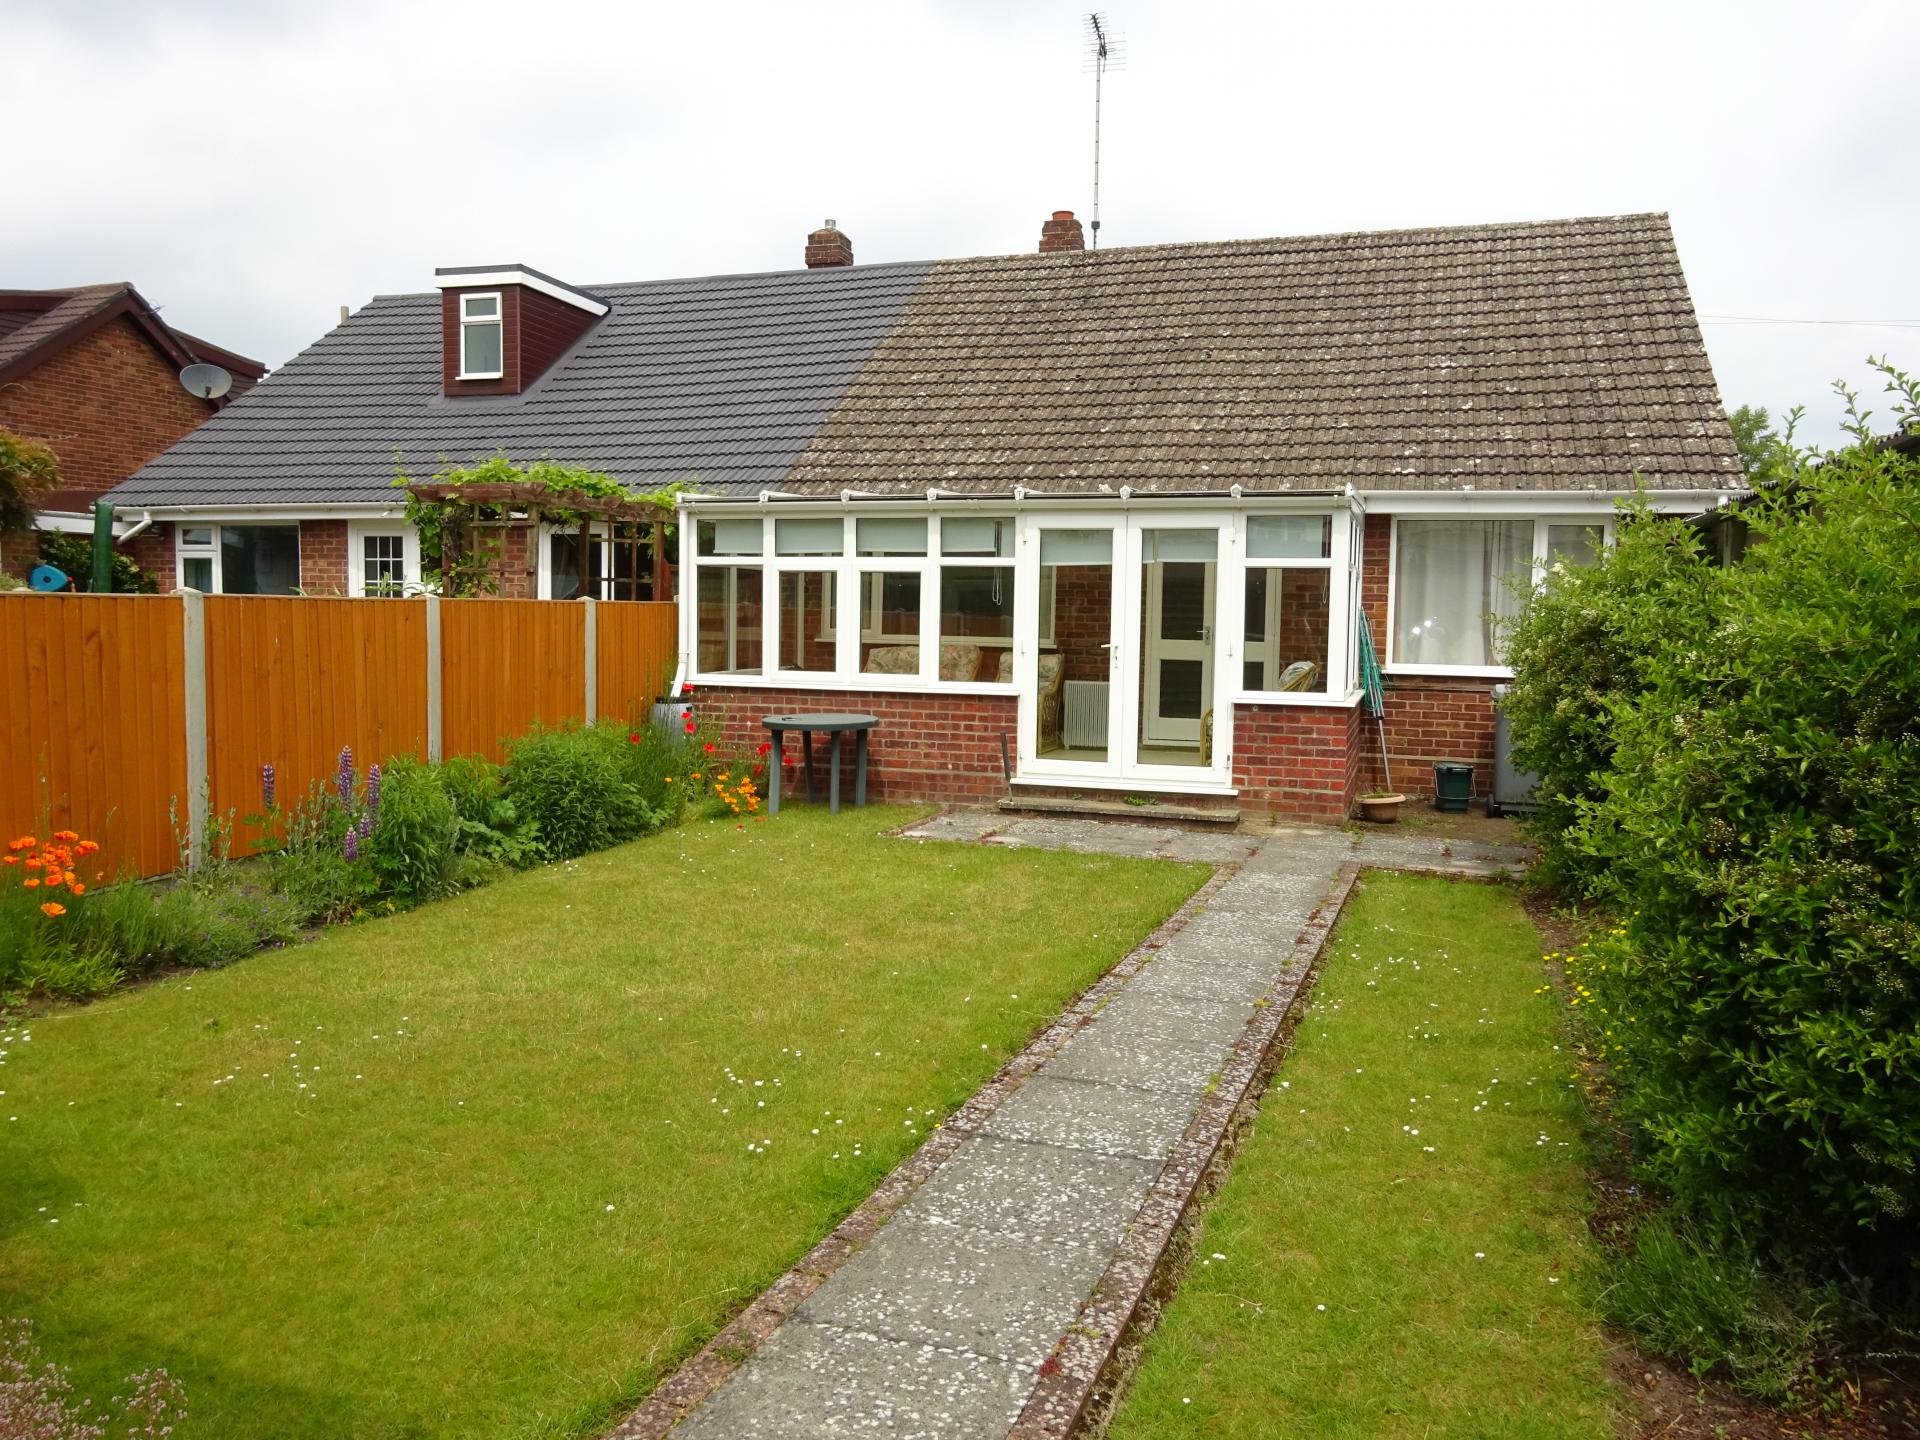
[704,742,715,753]
[684,721,696,735]
[756,741,771,756]
[681,681,694,695]
[627,732,641,744]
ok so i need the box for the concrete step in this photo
[995,794,1242,826]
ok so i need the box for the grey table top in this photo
[762,713,878,731]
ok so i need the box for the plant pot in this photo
[1357,793,1406,824]
[651,700,693,736]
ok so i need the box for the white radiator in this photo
[1063,680,1110,749]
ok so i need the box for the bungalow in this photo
[107,210,1745,816]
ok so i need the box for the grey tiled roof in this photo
[779,212,1739,495]
[112,212,1739,508]
[110,262,933,507]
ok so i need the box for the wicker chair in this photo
[996,651,1067,747]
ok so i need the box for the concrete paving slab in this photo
[903,1134,1160,1247]
[1043,1020,1235,1097]
[671,1317,1031,1440]
[1090,985,1254,1050]
[980,1074,1198,1162]
[797,1213,1111,1360]
[1125,945,1292,1006]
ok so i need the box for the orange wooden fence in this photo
[0,593,679,879]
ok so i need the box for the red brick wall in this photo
[689,684,1017,804]
[1052,563,1112,681]
[1233,702,1361,819]
[440,285,597,397]
[0,532,39,581]
[126,523,174,589]
[299,520,348,594]
[0,314,216,498]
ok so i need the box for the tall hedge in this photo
[1508,364,1920,1271]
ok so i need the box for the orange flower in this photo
[69,882,86,896]
[76,840,99,856]
[22,878,40,889]
[39,901,66,918]
[62,871,76,885]
[8,836,36,852]
[1,856,15,866]
[53,829,78,843]
[23,857,43,870]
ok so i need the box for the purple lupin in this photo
[261,763,276,812]
[336,745,355,806]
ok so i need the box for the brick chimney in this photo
[1039,210,1085,253]
[805,219,854,268]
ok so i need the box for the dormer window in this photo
[459,292,504,379]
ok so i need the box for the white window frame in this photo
[1231,510,1349,706]
[174,522,303,596]
[347,523,421,597]
[1384,513,1614,677]
[458,291,504,380]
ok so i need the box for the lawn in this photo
[1108,872,1619,1439]
[0,806,1205,1440]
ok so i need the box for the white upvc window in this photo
[1386,514,1612,674]
[458,292,504,379]
[347,523,421,597]
[686,512,1026,689]
[1237,513,1338,698]
[174,523,301,595]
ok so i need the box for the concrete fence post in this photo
[180,589,208,870]
[425,594,444,763]
[582,597,598,725]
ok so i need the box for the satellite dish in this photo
[29,565,71,592]
[179,362,233,400]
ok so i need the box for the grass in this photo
[0,805,1205,1440]
[1108,872,1619,1439]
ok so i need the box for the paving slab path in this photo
[651,813,1530,1440]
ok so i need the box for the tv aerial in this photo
[1084,13,1125,251]
[179,362,233,400]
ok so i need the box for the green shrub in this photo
[1602,1214,1833,1404]
[1544,364,1920,1270]
[263,847,369,925]
[15,943,123,1000]
[37,530,159,594]
[1499,498,1723,890]
[365,759,461,902]
[503,725,655,860]
[614,721,696,822]
[440,755,543,867]
[106,883,303,971]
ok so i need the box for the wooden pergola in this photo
[407,481,675,599]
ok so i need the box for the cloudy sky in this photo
[11,0,1916,445]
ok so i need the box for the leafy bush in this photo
[1498,499,1723,889]
[36,531,158,594]
[1603,1214,1834,1403]
[503,725,656,860]
[365,759,462,901]
[262,846,369,925]
[1523,362,1920,1272]
[439,755,542,866]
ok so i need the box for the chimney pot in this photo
[1039,209,1085,253]
[806,220,854,268]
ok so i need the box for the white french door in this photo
[1014,513,1233,791]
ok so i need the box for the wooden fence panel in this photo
[596,601,679,727]
[0,594,188,880]
[203,597,430,853]
[439,600,587,760]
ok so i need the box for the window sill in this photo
[690,672,1017,698]
[1232,690,1363,708]
[1381,664,1514,681]
[456,372,504,382]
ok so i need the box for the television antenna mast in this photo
[1083,13,1124,251]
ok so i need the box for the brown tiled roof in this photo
[779,212,1740,495]
[0,284,266,391]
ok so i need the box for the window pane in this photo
[938,565,1014,668]
[180,526,214,548]
[774,517,844,556]
[462,294,499,319]
[777,570,837,672]
[183,556,213,591]
[462,319,502,374]
[1247,515,1332,560]
[1546,523,1603,569]
[1038,529,1112,565]
[696,518,763,556]
[219,525,300,596]
[696,565,762,673]
[856,517,927,556]
[940,516,1013,557]
[1244,568,1329,692]
[860,571,921,674]
[548,532,586,600]
[363,533,407,596]
[1392,519,1533,666]
[1143,529,1217,563]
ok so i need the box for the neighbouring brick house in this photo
[0,284,264,583]
[108,211,1745,817]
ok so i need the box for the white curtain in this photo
[1393,520,1533,666]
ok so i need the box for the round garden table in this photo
[763,713,878,816]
